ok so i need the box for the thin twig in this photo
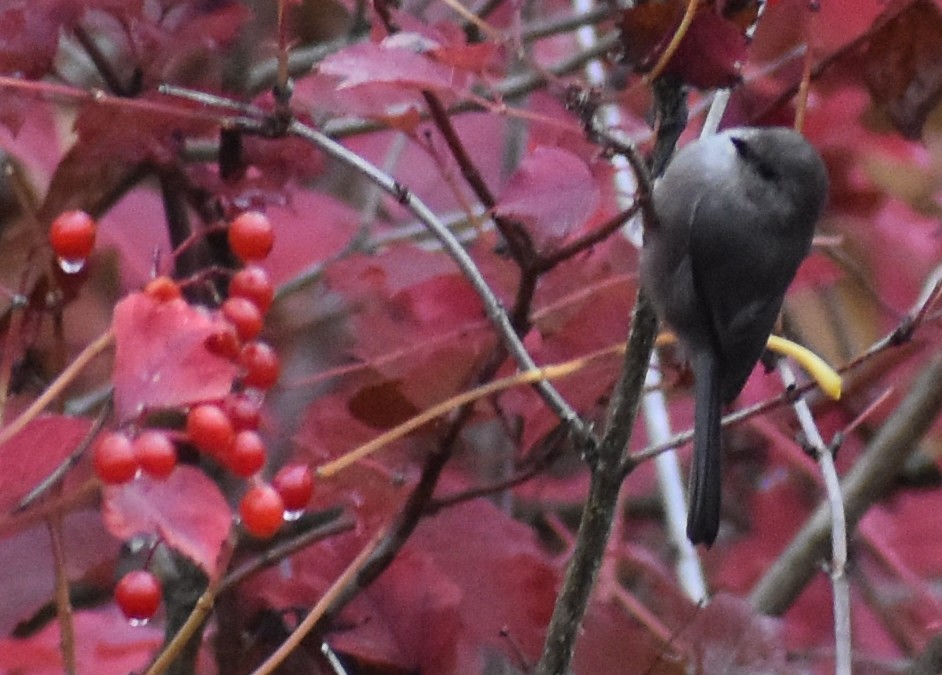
[749,357,942,615]
[643,0,698,83]
[535,204,640,272]
[0,328,115,447]
[47,507,77,675]
[778,361,851,675]
[15,398,113,513]
[285,119,593,445]
[145,529,239,675]
[320,33,619,139]
[220,512,356,591]
[248,528,386,675]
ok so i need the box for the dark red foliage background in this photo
[1,0,941,673]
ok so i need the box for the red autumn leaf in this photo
[0,511,114,637]
[667,9,748,89]
[0,1,74,79]
[102,466,231,575]
[0,607,162,674]
[618,1,682,71]
[319,39,470,94]
[0,415,93,512]
[862,0,942,139]
[111,293,238,421]
[495,146,600,249]
[430,41,501,75]
[619,1,747,88]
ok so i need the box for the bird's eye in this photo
[730,137,779,182]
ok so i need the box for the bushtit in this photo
[641,127,828,546]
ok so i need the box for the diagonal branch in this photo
[286,118,593,446]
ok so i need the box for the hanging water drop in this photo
[57,257,86,274]
[283,508,304,522]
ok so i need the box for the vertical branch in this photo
[535,292,659,675]
[47,508,77,674]
[778,360,850,675]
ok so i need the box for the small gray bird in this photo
[641,127,828,546]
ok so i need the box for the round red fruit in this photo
[240,341,280,389]
[273,464,314,511]
[134,430,177,480]
[224,394,261,431]
[94,432,138,484]
[239,483,284,538]
[115,570,162,622]
[222,297,264,341]
[144,276,182,302]
[186,404,235,456]
[49,210,96,261]
[227,430,267,477]
[228,211,274,262]
[230,265,274,313]
[205,324,241,361]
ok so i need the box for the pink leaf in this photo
[102,466,231,575]
[0,607,162,674]
[0,415,92,512]
[112,293,238,421]
[319,41,469,93]
[495,146,600,248]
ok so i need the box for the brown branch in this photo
[535,292,659,675]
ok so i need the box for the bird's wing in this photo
[688,195,787,403]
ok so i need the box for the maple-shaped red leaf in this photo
[495,146,600,250]
[862,0,942,139]
[112,293,238,421]
[0,415,93,512]
[102,466,231,576]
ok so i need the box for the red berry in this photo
[205,325,241,360]
[230,266,274,314]
[227,430,267,477]
[49,210,96,261]
[240,341,280,389]
[228,211,274,262]
[115,570,162,622]
[223,394,262,431]
[239,484,284,538]
[134,430,177,480]
[144,276,182,302]
[222,297,264,341]
[94,432,139,484]
[186,404,235,456]
[273,464,314,511]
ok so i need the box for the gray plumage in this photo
[641,127,828,546]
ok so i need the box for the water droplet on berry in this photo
[284,508,304,522]
[57,257,86,274]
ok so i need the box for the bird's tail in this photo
[687,351,722,546]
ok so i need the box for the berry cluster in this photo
[95,211,316,621]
